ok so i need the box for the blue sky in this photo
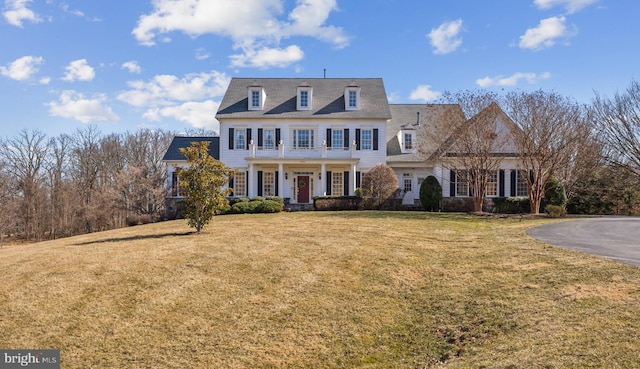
[1,0,637,138]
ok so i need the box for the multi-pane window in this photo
[403,173,412,193]
[171,172,180,197]
[293,129,314,149]
[263,129,275,150]
[300,91,308,107]
[361,129,372,150]
[251,90,260,108]
[234,171,246,197]
[516,170,529,197]
[332,172,343,196]
[263,171,275,197]
[348,90,357,108]
[455,171,469,197]
[404,133,414,150]
[234,129,246,150]
[332,129,343,149]
[486,171,498,197]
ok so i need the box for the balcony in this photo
[248,140,356,159]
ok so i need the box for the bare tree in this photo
[423,91,512,212]
[504,90,591,214]
[360,164,399,209]
[592,79,640,176]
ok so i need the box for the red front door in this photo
[297,176,310,203]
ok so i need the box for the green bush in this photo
[229,197,250,206]
[545,204,567,218]
[229,201,261,214]
[545,176,567,206]
[251,196,265,202]
[266,196,284,205]
[492,197,531,213]
[257,200,284,213]
[420,175,442,212]
[227,197,283,214]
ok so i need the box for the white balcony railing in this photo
[249,140,356,159]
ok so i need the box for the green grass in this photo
[1,211,639,368]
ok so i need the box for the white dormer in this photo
[397,125,417,153]
[344,85,361,111]
[296,85,313,111]
[248,85,266,111]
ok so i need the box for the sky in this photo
[1,0,638,139]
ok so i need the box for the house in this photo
[163,77,528,212]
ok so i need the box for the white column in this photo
[278,163,284,198]
[321,163,326,196]
[248,163,255,198]
[351,164,357,196]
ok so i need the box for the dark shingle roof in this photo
[162,136,219,161]
[216,78,391,120]
[386,104,466,162]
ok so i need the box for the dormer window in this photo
[248,86,266,110]
[398,128,416,153]
[404,132,414,150]
[345,86,361,110]
[297,86,312,110]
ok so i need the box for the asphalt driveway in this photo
[527,217,640,266]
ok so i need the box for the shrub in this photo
[492,197,531,214]
[257,200,284,213]
[266,196,284,205]
[360,164,399,210]
[546,204,567,218]
[314,196,361,211]
[420,175,442,212]
[229,201,261,214]
[229,197,250,205]
[545,176,567,206]
[251,196,265,202]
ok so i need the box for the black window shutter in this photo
[355,129,361,150]
[326,128,332,147]
[275,128,281,145]
[258,128,263,147]
[344,129,349,150]
[275,171,279,196]
[343,171,350,196]
[326,171,332,195]
[229,128,234,150]
[246,128,252,150]
[257,171,263,197]
[373,129,379,150]
[229,176,234,192]
[171,172,178,197]
[499,170,505,197]
[450,170,456,197]
[529,170,534,185]
[510,170,516,196]
[356,171,361,188]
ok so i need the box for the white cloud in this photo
[428,19,463,55]
[39,76,50,85]
[143,100,221,131]
[48,90,120,123]
[3,0,42,27]
[62,59,95,82]
[121,60,141,74]
[0,55,43,81]
[409,85,442,102]
[230,45,304,69]
[195,48,210,60]
[117,70,230,107]
[131,0,348,68]
[519,16,575,50]
[534,0,598,13]
[476,72,552,87]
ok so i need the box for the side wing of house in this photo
[216,78,391,205]
[162,136,220,198]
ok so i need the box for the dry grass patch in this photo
[1,211,640,368]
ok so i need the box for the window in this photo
[234,129,246,150]
[297,87,312,110]
[404,132,414,150]
[263,129,275,150]
[234,171,246,197]
[403,173,412,193]
[516,170,529,197]
[455,171,469,197]
[361,129,372,150]
[345,87,360,110]
[332,172,343,196]
[251,90,260,108]
[263,171,275,197]
[332,129,343,150]
[486,171,498,197]
[293,129,314,149]
[171,172,180,197]
[300,91,308,107]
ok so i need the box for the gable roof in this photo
[386,104,466,163]
[216,78,391,120]
[433,102,521,159]
[162,136,220,161]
